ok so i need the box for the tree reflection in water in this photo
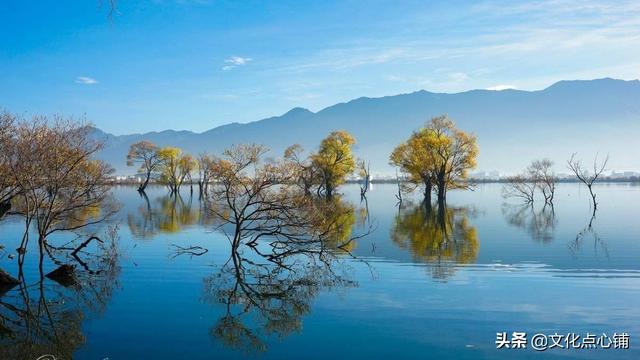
[199,193,368,354]
[0,226,121,359]
[191,145,372,354]
[391,202,479,280]
[127,191,214,239]
[502,203,557,243]
[203,244,356,354]
[570,213,608,258]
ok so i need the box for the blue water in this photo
[0,183,638,359]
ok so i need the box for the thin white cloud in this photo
[222,56,253,70]
[267,0,640,93]
[75,76,99,85]
[487,84,517,91]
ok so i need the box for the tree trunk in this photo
[139,170,151,192]
[423,181,432,204]
[588,185,597,211]
[325,180,333,199]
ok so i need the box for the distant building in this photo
[469,170,501,181]
[610,171,640,179]
[111,175,142,183]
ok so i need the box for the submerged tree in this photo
[200,145,368,353]
[284,144,320,196]
[8,117,118,266]
[311,131,356,198]
[530,159,556,205]
[179,154,198,194]
[390,116,478,204]
[503,159,556,206]
[0,112,19,219]
[126,140,161,192]
[429,116,478,204]
[502,175,537,204]
[205,144,365,254]
[567,153,609,212]
[0,113,121,358]
[357,159,371,199]
[197,153,216,197]
[157,147,197,194]
[390,128,438,202]
[201,147,359,351]
[157,147,182,194]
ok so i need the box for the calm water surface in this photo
[1,183,639,359]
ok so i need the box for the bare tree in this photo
[126,140,161,192]
[529,159,556,205]
[503,159,556,206]
[567,153,609,212]
[206,144,370,257]
[284,144,320,196]
[502,175,537,204]
[357,158,371,199]
[8,117,118,268]
[180,154,198,195]
[197,153,215,198]
[394,169,403,205]
[0,112,19,218]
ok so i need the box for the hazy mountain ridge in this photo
[92,78,640,175]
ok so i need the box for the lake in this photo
[1,183,639,359]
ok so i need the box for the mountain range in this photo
[92,78,640,176]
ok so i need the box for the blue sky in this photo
[1,0,639,134]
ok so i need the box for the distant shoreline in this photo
[105,177,640,186]
[358,178,640,185]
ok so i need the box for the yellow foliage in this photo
[311,131,356,196]
[157,147,197,192]
[390,115,478,198]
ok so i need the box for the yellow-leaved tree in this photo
[157,147,198,194]
[390,116,478,204]
[389,127,439,203]
[311,131,356,198]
